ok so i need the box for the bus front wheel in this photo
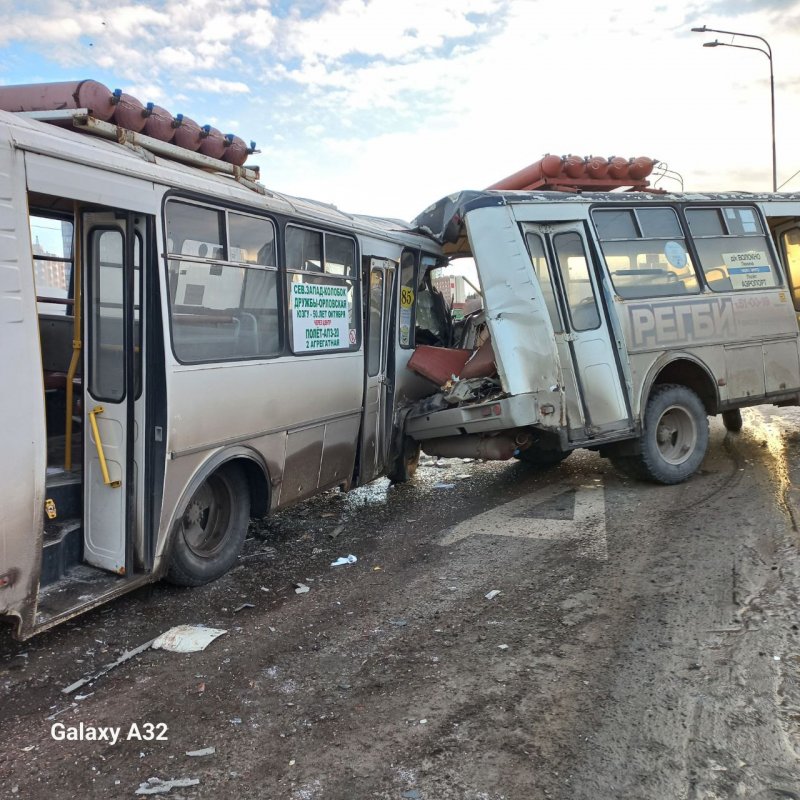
[386,436,421,483]
[633,384,709,485]
[167,463,250,587]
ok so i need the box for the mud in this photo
[1,408,799,799]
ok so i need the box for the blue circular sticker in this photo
[664,240,687,269]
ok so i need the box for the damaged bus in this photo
[0,88,442,639]
[401,162,800,485]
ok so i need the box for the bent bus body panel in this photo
[0,133,47,632]
[463,205,562,425]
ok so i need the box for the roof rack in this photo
[18,109,265,194]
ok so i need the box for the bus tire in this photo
[516,448,570,469]
[386,436,421,483]
[167,463,250,587]
[722,409,743,432]
[635,384,709,485]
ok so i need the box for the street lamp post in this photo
[691,24,777,192]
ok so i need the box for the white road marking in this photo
[439,481,608,560]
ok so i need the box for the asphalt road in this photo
[2,407,800,799]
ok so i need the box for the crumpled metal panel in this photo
[464,204,562,421]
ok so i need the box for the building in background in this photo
[432,271,471,316]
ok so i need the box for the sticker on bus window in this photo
[664,241,687,269]
[722,251,775,290]
[399,307,412,346]
[400,286,415,309]
[291,282,350,352]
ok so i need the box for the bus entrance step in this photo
[40,520,83,587]
[44,472,82,522]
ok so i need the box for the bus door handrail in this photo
[88,406,121,488]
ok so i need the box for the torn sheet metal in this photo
[150,625,227,653]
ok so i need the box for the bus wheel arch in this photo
[164,449,270,587]
[644,356,719,416]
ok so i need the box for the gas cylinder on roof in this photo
[586,156,609,180]
[607,156,629,181]
[171,114,202,151]
[485,160,542,190]
[141,103,175,142]
[563,155,586,179]
[221,134,249,167]
[0,79,116,121]
[628,156,655,181]
[110,90,146,132]
[540,154,563,179]
[198,125,226,159]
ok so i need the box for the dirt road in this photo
[2,408,800,799]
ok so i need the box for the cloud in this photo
[186,77,251,94]
[1,0,799,208]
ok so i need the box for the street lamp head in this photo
[691,25,708,32]
[703,40,721,47]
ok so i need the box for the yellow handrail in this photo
[88,406,121,488]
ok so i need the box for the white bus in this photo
[402,187,800,483]
[0,108,442,639]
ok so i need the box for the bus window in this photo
[325,233,356,276]
[553,232,600,331]
[165,200,281,362]
[286,225,359,354]
[781,228,800,311]
[686,206,780,292]
[229,212,276,266]
[31,214,73,315]
[286,226,322,271]
[593,207,700,299]
[166,201,225,259]
[89,228,125,401]
[398,250,416,348]
[525,232,563,332]
[414,255,450,346]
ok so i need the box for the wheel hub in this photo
[184,501,205,526]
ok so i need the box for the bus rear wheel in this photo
[633,384,709,485]
[167,463,250,587]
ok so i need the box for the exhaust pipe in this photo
[421,432,531,461]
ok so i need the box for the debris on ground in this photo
[233,603,255,613]
[433,483,456,489]
[134,777,200,795]
[62,638,156,695]
[330,554,357,567]
[151,625,227,654]
[240,546,277,561]
[485,590,501,600]
[294,583,310,594]
[185,747,215,757]
[328,525,345,539]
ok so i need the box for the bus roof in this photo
[0,109,437,249]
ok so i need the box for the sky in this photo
[1,0,799,222]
